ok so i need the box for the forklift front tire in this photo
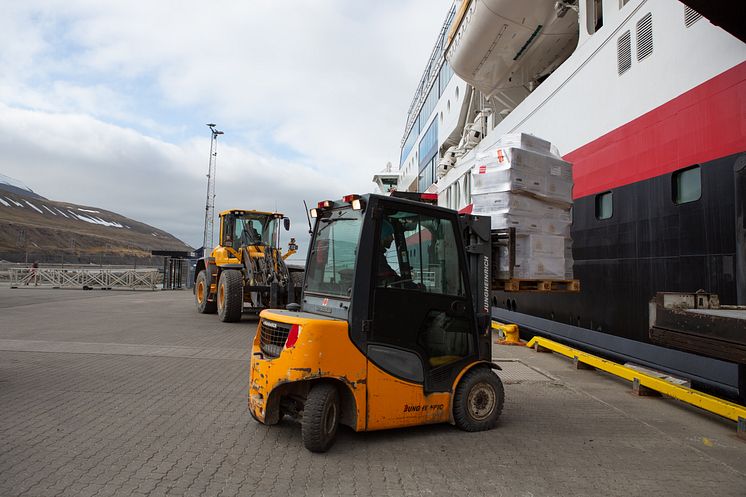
[453,367,504,432]
[302,383,339,453]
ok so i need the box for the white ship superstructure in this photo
[390,0,746,399]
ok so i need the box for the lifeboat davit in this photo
[445,0,579,99]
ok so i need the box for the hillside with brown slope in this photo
[0,188,192,264]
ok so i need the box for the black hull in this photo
[493,152,746,397]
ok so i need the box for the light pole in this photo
[202,123,224,252]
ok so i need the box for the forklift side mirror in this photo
[283,218,291,231]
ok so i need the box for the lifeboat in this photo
[445,0,579,99]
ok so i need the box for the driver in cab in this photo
[378,220,400,286]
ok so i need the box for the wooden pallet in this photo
[499,278,580,292]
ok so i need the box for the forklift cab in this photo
[249,194,502,452]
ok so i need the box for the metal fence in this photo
[9,267,160,290]
[162,258,196,290]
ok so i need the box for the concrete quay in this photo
[1,287,745,497]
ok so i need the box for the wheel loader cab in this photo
[218,210,280,255]
[249,194,501,452]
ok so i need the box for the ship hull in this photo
[494,150,745,341]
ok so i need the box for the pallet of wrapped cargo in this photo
[474,133,578,290]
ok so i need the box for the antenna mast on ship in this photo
[202,123,224,251]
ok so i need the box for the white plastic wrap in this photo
[472,191,572,219]
[476,147,572,182]
[485,210,571,237]
[471,163,573,203]
[472,133,575,280]
[497,251,568,279]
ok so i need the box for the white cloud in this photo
[0,0,452,250]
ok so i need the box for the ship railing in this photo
[401,3,458,145]
[9,267,160,290]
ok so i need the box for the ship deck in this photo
[1,287,745,496]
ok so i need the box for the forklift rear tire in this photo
[195,271,217,314]
[453,367,504,432]
[217,270,243,322]
[302,383,339,453]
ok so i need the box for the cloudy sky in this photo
[0,0,451,249]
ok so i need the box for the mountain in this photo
[0,173,46,200]
[0,174,193,264]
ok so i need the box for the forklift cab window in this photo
[371,207,474,387]
[305,208,364,298]
[376,210,465,296]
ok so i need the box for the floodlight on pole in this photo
[202,123,224,251]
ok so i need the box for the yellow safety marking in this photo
[525,336,746,423]
[491,321,521,344]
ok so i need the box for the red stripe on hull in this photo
[566,61,746,199]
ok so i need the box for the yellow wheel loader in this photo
[194,209,302,322]
[249,194,503,452]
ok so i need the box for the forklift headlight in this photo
[351,198,364,210]
[310,208,318,218]
[285,324,301,349]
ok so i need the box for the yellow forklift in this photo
[194,209,302,322]
[249,194,503,452]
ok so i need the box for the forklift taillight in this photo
[343,194,364,210]
[285,324,301,349]
[317,200,332,208]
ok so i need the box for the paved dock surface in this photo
[1,287,745,497]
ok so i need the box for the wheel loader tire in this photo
[453,367,504,432]
[195,270,217,314]
[302,383,339,453]
[217,270,243,322]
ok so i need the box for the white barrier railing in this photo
[9,268,160,290]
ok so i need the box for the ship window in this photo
[672,165,701,204]
[619,0,630,8]
[586,0,603,34]
[595,191,613,220]
[617,31,631,75]
[636,13,653,61]
[684,7,702,27]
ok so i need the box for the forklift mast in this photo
[458,213,493,360]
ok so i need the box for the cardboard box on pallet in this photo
[473,133,575,281]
